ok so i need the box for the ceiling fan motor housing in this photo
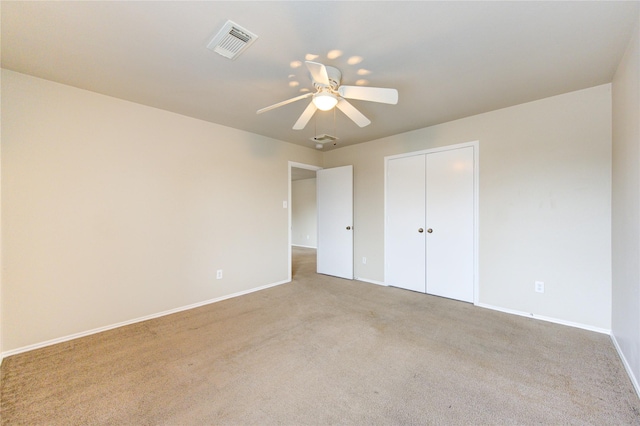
[317,66,342,90]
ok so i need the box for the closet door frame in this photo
[383,140,479,304]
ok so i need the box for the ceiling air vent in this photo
[311,134,338,143]
[207,20,258,60]
[311,134,339,149]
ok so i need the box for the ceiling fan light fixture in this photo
[313,92,338,111]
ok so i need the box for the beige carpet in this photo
[2,246,639,425]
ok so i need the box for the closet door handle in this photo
[427,228,433,233]
[418,228,424,233]
[346,226,351,230]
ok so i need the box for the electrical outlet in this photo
[535,281,544,293]
[362,257,367,264]
[216,270,223,280]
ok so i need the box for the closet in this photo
[385,143,476,303]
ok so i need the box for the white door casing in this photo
[317,165,354,279]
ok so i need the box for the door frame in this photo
[383,140,480,304]
[288,161,323,282]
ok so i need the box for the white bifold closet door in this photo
[386,146,474,302]
[386,155,426,292]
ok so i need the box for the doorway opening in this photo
[288,162,322,281]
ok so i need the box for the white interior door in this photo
[385,155,426,292]
[426,146,474,302]
[317,165,353,279]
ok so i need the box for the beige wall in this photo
[0,68,618,354]
[1,70,322,352]
[324,84,612,330]
[291,178,317,248]
[612,17,640,394]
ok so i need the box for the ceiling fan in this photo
[257,61,398,130]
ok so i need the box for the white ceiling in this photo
[2,1,638,151]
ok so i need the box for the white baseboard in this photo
[355,277,386,286]
[475,302,611,335]
[291,244,317,249]
[1,279,290,360]
[611,333,640,399]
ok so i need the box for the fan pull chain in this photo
[333,107,337,145]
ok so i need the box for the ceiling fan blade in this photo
[336,98,371,127]
[257,93,313,114]
[338,86,398,105]
[305,61,330,86]
[293,101,318,130]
